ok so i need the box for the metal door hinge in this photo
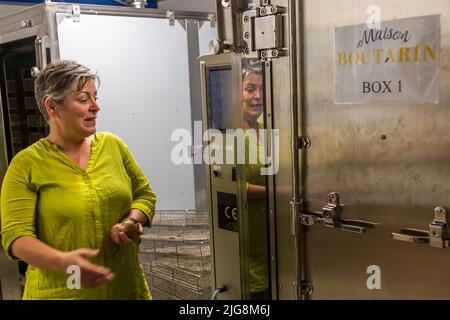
[300,280,313,297]
[66,4,81,23]
[294,136,311,150]
[166,10,175,26]
[208,13,216,28]
[242,0,285,60]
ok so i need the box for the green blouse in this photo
[1,132,156,300]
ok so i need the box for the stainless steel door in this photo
[200,53,241,299]
[200,53,273,300]
[300,0,450,299]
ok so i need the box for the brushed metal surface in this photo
[300,0,450,299]
[270,0,297,301]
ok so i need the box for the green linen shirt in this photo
[0,132,156,300]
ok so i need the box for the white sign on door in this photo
[335,15,440,104]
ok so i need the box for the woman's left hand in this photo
[110,222,143,246]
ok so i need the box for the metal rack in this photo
[139,210,212,300]
[4,67,47,158]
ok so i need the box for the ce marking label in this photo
[224,206,238,221]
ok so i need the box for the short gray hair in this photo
[242,59,262,80]
[34,60,99,122]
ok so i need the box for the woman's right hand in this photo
[61,248,114,288]
[110,221,143,246]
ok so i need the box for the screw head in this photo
[30,67,40,78]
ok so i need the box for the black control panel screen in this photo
[207,68,232,132]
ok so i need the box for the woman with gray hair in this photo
[0,60,156,299]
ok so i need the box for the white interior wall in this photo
[57,14,196,211]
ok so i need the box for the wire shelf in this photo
[140,209,212,300]
[151,210,209,227]
[143,265,211,300]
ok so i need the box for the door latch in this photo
[301,192,378,234]
[392,206,450,248]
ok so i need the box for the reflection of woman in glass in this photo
[242,61,269,299]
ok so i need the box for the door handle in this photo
[392,207,450,248]
[391,228,430,244]
[301,192,378,234]
[340,219,377,234]
[302,214,378,234]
